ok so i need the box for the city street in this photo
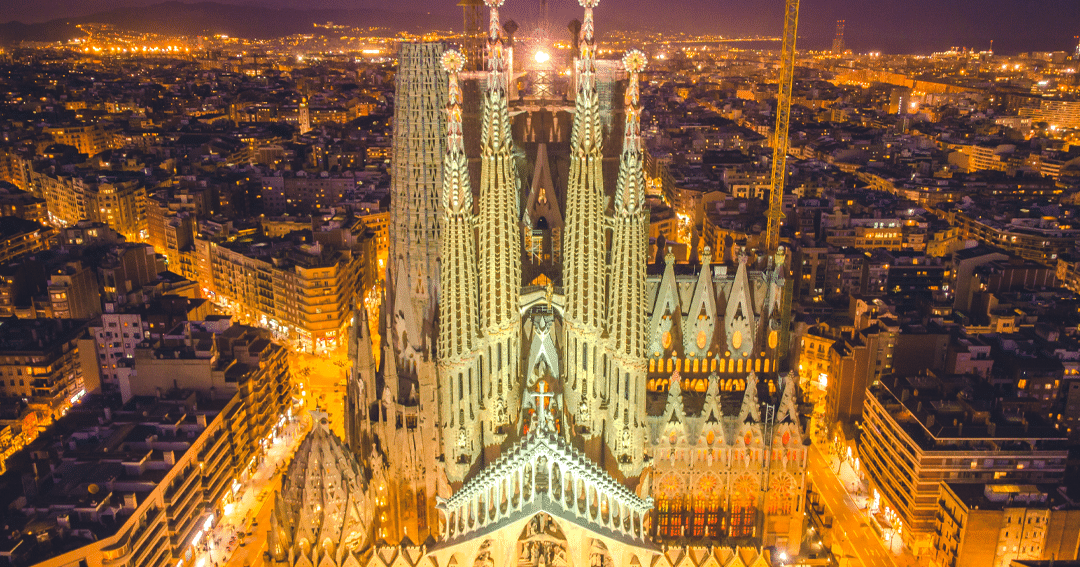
[807,444,912,567]
[291,350,350,439]
[189,412,311,567]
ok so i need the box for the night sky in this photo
[3,0,1079,55]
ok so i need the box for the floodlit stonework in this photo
[305,1,805,566]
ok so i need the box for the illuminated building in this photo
[89,312,145,397]
[932,483,1080,567]
[941,209,1080,264]
[1057,254,1080,295]
[0,217,52,265]
[146,192,198,268]
[97,243,164,307]
[0,389,254,567]
[260,171,359,216]
[340,0,800,564]
[198,233,370,353]
[889,87,912,115]
[1018,98,1080,130]
[0,182,47,224]
[32,172,148,242]
[0,317,89,422]
[860,373,1068,554]
[47,261,102,320]
[43,123,117,157]
[0,151,34,193]
[87,180,149,242]
[821,210,905,251]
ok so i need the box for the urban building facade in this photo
[0,317,89,422]
[860,374,1069,553]
[932,483,1080,567]
[336,5,799,567]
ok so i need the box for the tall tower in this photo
[437,50,484,482]
[831,19,845,54]
[476,0,522,455]
[562,0,608,438]
[605,49,649,476]
[299,96,311,134]
[387,42,446,373]
[358,42,447,543]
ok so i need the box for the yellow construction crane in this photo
[765,0,799,252]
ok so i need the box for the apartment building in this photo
[3,391,243,567]
[260,171,358,215]
[945,211,1079,264]
[0,317,90,421]
[193,224,374,352]
[43,123,116,157]
[47,261,102,320]
[860,373,1069,553]
[0,217,52,265]
[932,483,1080,567]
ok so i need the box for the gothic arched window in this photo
[691,474,722,537]
[729,475,757,538]
[655,474,684,538]
[767,474,796,516]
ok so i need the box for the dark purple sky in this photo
[3,0,1078,54]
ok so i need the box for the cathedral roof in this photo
[523,143,563,229]
[271,414,373,566]
[436,429,654,549]
[644,371,806,449]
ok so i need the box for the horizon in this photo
[0,0,1078,55]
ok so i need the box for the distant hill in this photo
[0,1,459,44]
[3,0,1078,55]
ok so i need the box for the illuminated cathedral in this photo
[271,1,807,566]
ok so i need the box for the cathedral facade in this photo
[288,2,813,567]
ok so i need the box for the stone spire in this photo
[725,249,757,360]
[345,306,376,454]
[609,49,648,358]
[606,49,649,476]
[477,0,522,445]
[562,0,607,438]
[387,42,446,365]
[661,368,686,433]
[738,371,762,425]
[437,50,479,360]
[698,371,726,446]
[437,50,483,481]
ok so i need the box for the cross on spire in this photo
[530,381,555,434]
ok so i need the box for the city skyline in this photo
[3,0,1080,565]
[2,0,1080,54]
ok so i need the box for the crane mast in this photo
[765,0,799,252]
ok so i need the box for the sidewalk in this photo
[191,412,311,567]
